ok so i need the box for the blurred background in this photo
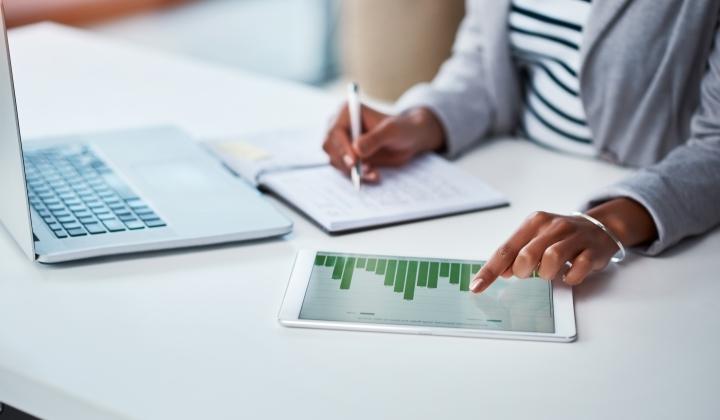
[3,0,464,102]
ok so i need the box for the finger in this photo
[471,212,554,292]
[537,237,585,281]
[362,149,415,167]
[512,227,569,279]
[360,164,380,183]
[471,225,540,294]
[360,104,389,130]
[513,215,591,278]
[501,267,513,278]
[328,155,351,175]
[323,103,350,153]
[363,171,380,183]
[513,235,555,279]
[563,249,596,286]
[360,164,380,184]
[354,119,400,158]
[524,211,556,232]
[323,126,356,170]
[326,133,353,175]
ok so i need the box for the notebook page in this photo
[204,128,329,185]
[261,154,508,231]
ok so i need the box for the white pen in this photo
[347,82,363,191]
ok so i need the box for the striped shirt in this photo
[509,0,595,156]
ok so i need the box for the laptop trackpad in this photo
[132,161,226,194]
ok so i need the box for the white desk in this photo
[1,24,719,420]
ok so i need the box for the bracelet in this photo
[570,211,627,263]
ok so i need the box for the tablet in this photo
[279,250,576,342]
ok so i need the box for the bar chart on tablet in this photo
[299,252,555,333]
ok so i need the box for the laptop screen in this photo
[0,3,35,260]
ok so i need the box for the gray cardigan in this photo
[396,0,720,255]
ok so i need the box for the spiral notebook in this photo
[206,130,509,233]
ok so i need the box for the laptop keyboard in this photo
[24,145,166,239]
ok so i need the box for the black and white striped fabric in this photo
[509,0,594,156]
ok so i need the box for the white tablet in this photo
[279,250,577,342]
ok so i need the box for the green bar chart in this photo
[301,252,554,334]
[428,262,439,288]
[313,252,495,301]
[418,261,429,287]
[332,256,345,279]
[324,255,335,267]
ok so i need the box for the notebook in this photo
[206,129,509,233]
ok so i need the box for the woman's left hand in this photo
[470,198,658,293]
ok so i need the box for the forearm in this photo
[586,198,658,248]
[3,0,187,27]
[405,107,446,153]
[583,134,720,256]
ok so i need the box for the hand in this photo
[470,198,658,293]
[323,104,446,181]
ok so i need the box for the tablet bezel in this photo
[278,249,577,342]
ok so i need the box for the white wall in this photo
[90,0,339,85]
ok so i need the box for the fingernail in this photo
[470,277,483,292]
[343,154,354,168]
[364,171,379,182]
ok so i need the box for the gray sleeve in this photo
[394,1,496,158]
[584,21,720,256]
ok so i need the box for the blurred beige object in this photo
[342,0,465,102]
[3,0,188,28]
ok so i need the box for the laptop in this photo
[0,5,292,263]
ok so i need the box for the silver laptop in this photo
[0,5,292,263]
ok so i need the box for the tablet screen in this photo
[299,252,554,333]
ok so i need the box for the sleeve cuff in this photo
[395,83,490,159]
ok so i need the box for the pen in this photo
[347,82,363,191]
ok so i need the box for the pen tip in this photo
[351,168,361,191]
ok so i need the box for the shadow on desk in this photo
[573,224,719,303]
[33,232,296,273]
[573,263,619,303]
[656,224,720,259]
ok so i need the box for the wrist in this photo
[407,107,446,153]
[586,198,658,247]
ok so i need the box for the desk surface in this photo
[1,24,719,420]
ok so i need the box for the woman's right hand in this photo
[323,104,446,182]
